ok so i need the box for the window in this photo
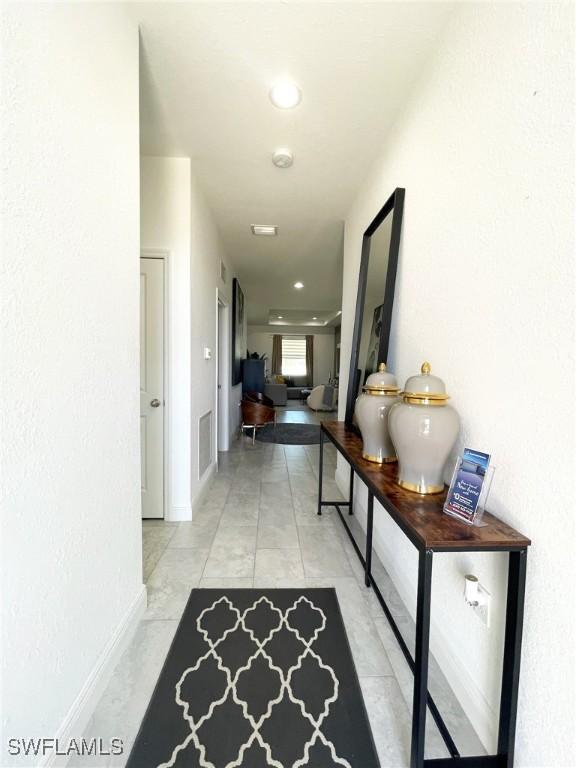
[282,336,307,377]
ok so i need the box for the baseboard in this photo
[335,463,349,497]
[42,585,147,767]
[369,512,496,751]
[334,468,496,751]
[192,461,217,520]
[169,461,218,522]
[167,504,192,522]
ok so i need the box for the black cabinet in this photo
[242,359,265,393]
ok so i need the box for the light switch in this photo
[203,347,212,360]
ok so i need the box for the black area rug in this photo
[127,589,379,768]
[256,423,320,445]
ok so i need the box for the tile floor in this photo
[78,413,484,767]
[275,401,338,424]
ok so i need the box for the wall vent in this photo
[199,411,212,477]
[220,260,227,284]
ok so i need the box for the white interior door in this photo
[140,257,164,518]
[217,301,229,453]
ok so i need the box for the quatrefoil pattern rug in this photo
[127,589,379,768]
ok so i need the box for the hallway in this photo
[2,2,574,765]
[80,428,484,767]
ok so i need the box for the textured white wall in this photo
[140,158,240,514]
[140,157,192,520]
[338,3,574,763]
[248,329,336,385]
[189,174,241,494]
[0,4,142,763]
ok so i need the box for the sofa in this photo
[264,383,287,406]
[265,375,311,405]
[287,376,309,399]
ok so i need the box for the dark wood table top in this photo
[321,421,531,552]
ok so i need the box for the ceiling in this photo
[268,308,342,328]
[135,2,454,324]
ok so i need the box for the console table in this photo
[317,421,530,768]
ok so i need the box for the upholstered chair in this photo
[306,385,337,412]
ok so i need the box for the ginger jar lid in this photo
[402,361,450,405]
[362,363,399,395]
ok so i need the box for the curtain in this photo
[272,334,282,374]
[306,335,314,387]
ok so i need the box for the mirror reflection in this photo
[345,188,404,427]
[356,214,392,389]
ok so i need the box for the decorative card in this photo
[444,448,492,525]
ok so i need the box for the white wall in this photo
[141,157,192,520]
[337,3,575,764]
[248,327,336,385]
[0,4,142,764]
[189,174,241,499]
[140,158,240,518]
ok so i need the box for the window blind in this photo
[281,336,307,377]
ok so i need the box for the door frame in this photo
[141,248,169,519]
[215,289,231,455]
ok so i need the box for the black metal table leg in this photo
[317,428,324,516]
[411,549,433,768]
[349,467,354,515]
[497,549,528,767]
[364,492,374,587]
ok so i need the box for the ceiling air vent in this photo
[251,225,277,236]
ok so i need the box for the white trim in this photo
[334,463,349,498]
[216,291,231,454]
[168,504,193,522]
[192,461,217,520]
[215,290,219,460]
[335,465,495,751]
[44,586,147,767]
[141,249,170,520]
[248,324,336,336]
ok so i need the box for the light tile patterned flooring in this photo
[78,414,484,767]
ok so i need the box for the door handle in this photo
[150,399,161,408]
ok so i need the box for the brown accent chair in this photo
[240,392,276,445]
[244,391,274,407]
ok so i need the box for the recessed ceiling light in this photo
[294,282,304,289]
[251,225,277,236]
[312,317,318,320]
[269,80,302,109]
[337,310,342,315]
[278,315,283,319]
[272,148,294,168]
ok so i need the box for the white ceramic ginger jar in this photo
[388,361,460,494]
[354,363,400,464]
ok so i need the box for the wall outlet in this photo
[471,583,491,627]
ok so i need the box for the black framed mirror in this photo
[345,188,405,427]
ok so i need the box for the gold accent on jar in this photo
[402,394,450,406]
[362,452,398,464]
[399,362,451,404]
[398,479,444,495]
[364,387,400,396]
[362,363,400,397]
